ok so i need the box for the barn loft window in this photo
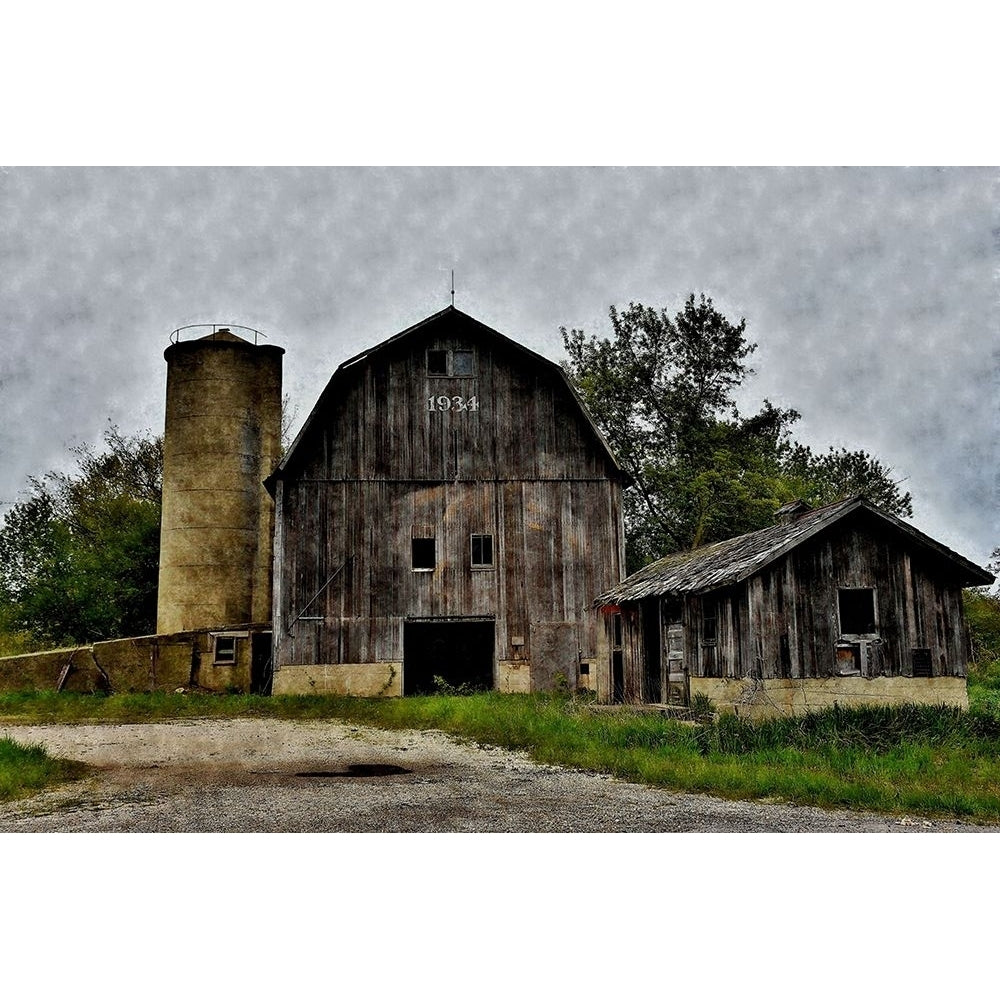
[838,588,877,636]
[412,537,436,571]
[214,635,237,664]
[471,533,494,567]
[426,350,448,375]
[427,348,475,377]
[452,350,475,376]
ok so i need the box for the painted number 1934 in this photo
[427,395,479,412]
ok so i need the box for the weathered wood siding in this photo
[683,516,970,681]
[273,312,625,684]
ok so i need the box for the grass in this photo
[4,685,1000,821]
[0,736,89,802]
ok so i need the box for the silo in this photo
[156,326,284,634]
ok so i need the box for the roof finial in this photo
[451,268,455,307]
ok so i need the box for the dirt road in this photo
[0,718,992,832]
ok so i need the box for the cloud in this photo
[1,166,995,564]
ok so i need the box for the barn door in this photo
[403,618,495,695]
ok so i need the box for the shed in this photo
[595,496,993,716]
[267,305,627,696]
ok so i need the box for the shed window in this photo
[452,350,475,376]
[471,533,494,567]
[214,636,236,664]
[702,604,718,645]
[412,537,436,571]
[839,588,877,635]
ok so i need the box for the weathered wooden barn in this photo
[266,305,627,696]
[595,497,993,716]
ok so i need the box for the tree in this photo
[562,294,913,571]
[0,425,162,647]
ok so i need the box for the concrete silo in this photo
[156,326,284,634]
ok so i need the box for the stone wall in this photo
[0,628,263,694]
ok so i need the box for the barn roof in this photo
[596,496,993,605]
[269,305,627,485]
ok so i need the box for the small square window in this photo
[427,350,448,376]
[452,350,475,376]
[214,636,236,664]
[412,537,436,570]
[471,533,494,567]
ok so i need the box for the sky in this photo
[0,166,997,567]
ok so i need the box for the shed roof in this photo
[268,305,627,486]
[596,496,993,605]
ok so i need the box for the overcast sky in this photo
[0,166,996,565]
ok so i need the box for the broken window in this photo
[426,350,448,376]
[412,537,436,571]
[214,635,236,664]
[471,533,494,567]
[838,588,877,636]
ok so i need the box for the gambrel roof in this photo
[267,305,627,488]
[596,496,993,605]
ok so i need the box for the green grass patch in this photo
[0,736,89,802]
[4,688,1000,821]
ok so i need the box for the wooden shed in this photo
[267,306,627,696]
[595,497,993,716]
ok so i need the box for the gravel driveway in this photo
[0,718,992,832]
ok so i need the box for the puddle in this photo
[295,763,412,778]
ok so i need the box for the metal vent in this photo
[912,648,933,678]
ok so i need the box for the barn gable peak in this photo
[270,305,627,487]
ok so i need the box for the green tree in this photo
[563,294,913,571]
[0,425,162,648]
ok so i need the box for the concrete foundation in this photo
[497,659,531,694]
[690,675,969,719]
[272,663,402,697]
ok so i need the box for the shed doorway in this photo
[403,618,495,695]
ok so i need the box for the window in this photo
[426,350,448,376]
[214,635,236,664]
[427,348,475,377]
[471,533,494,567]
[839,588,877,636]
[412,537,435,571]
[702,604,718,645]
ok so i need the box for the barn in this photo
[265,305,628,696]
[595,497,993,716]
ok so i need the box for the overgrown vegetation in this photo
[0,736,89,802]
[5,689,1000,821]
